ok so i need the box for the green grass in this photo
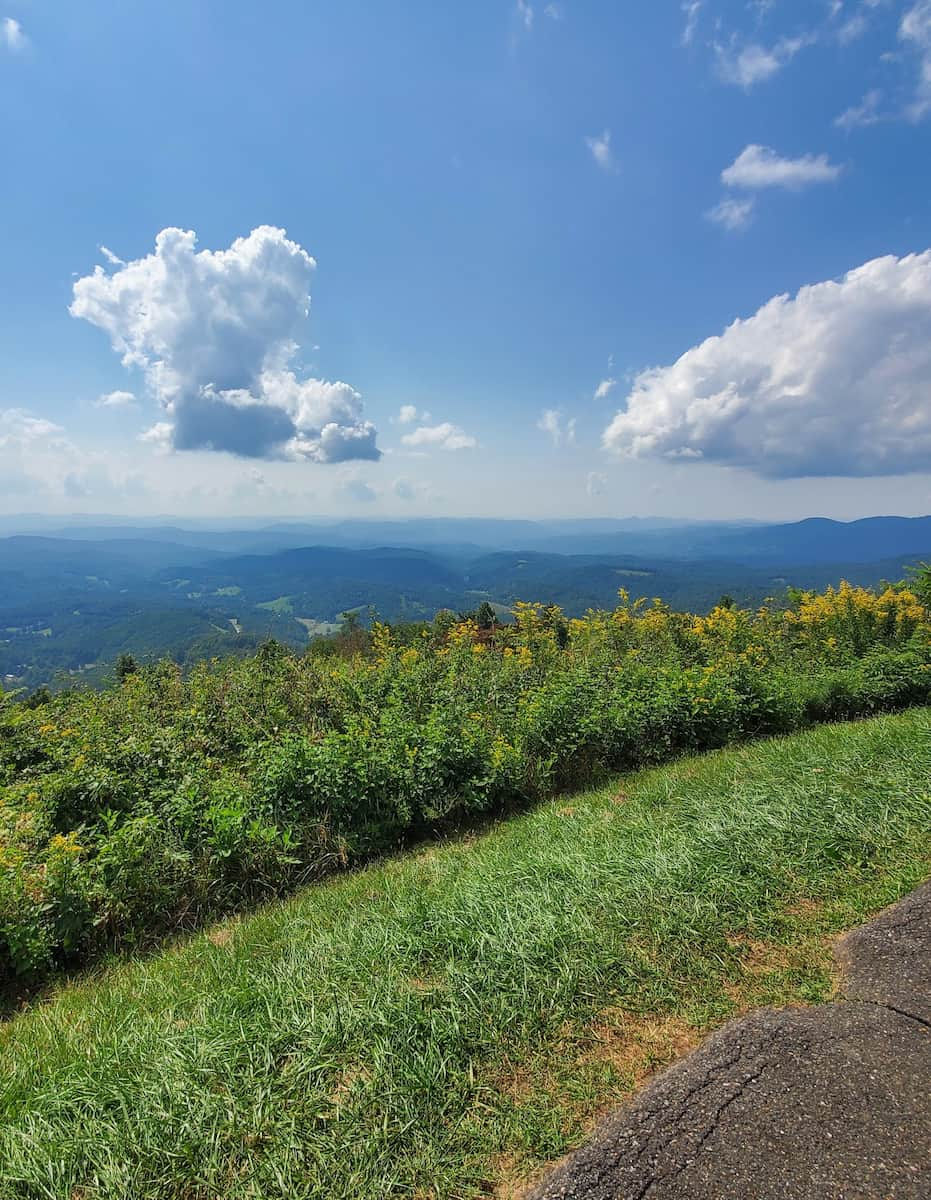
[2,710,930,1200]
[256,596,295,614]
[296,618,343,638]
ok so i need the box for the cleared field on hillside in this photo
[1,709,930,1199]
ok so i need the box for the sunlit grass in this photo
[1,709,930,1199]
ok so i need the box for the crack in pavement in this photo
[844,996,931,1032]
[529,881,931,1200]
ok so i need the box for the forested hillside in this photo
[3,517,929,691]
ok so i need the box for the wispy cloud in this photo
[901,0,931,120]
[98,245,125,267]
[339,475,377,504]
[721,144,843,189]
[537,409,576,446]
[516,0,533,33]
[714,34,812,86]
[837,12,869,43]
[681,1,703,47]
[1,17,27,53]
[586,471,607,498]
[699,2,881,90]
[835,89,884,130]
[831,0,887,46]
[748,0,776,22]
[0,408,64,446]
[393,477,418,501]
[585,129,618,173]
[706,196,756,230]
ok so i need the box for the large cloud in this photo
[70,226,379,463]
[602,252,931,478]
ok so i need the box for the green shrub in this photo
[1,580,930,986]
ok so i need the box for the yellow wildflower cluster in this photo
[371,622,393,663]
[447,619,480,647]
[691,604,745,644]
[48,831,84,859]
[783,582,925,653]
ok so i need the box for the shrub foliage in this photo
[2,580,929,984]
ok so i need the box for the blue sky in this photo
[2,0,931,520]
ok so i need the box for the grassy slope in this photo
[2,710,931,1200]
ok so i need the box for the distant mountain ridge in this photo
[1,513,928,563]
[2,515,930,691]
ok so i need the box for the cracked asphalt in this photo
[529,883,931,1200]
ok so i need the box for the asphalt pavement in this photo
[529,882,931,1200]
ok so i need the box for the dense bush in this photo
[1,580,929,985]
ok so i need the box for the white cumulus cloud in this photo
[721,144,843,189]
[594,378,617,400]
[401,422,477,451]
[70,226,380,464]
[602,251,931,478]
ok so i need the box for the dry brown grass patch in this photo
[783,896,825,920]
[722,928,838,1007]
[484,1011,700,1198]
[407,975,446,995]
[575,1009,700,1088]
[206,923,235,949]
[490,1151,546,1199]
[328,1063,371,1107]
[491,1060,537,1104]
[725,933,797,976]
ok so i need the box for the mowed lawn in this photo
[2,710,930,1200]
